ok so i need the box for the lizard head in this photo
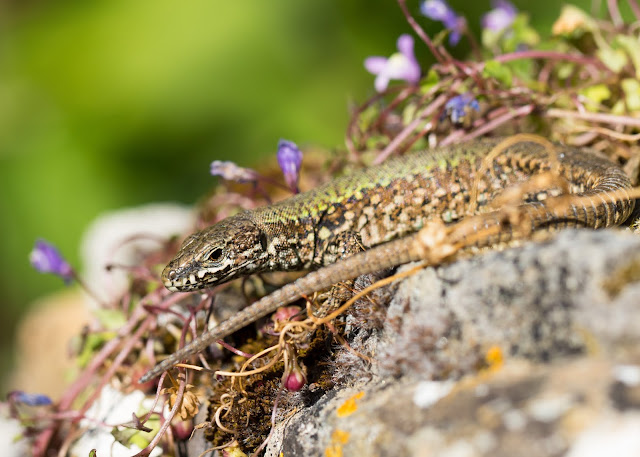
[162,215,269,291]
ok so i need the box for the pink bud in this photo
[282,348,307,392]
[272,306,302,324]
[171,419,193,441]
[283,367,307,392]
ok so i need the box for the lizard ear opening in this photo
[259,232,269,252]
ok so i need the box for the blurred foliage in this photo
[0,0,600,392]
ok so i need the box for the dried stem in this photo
[131,373,186,457]
[546,109,640,128]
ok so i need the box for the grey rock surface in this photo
[266,229,640,457]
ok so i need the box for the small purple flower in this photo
[210,160,258,183]
[277,139,303,193]
[29,239,73,282]
[482,0,517,33]
[444,93,480,124]
[9,390,53,407]
[364,34,421,93]
[420,0,466,45]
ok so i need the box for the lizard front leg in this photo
[313,231,368,318]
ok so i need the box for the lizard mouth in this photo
[162,263,237,292]
[163,272,200,292]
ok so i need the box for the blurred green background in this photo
[0,0,599,394]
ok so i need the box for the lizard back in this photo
[162,139,632,291]
[251,139,631,266]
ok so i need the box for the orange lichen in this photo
[336,391,365,417]
[325,429,351,457]
[485,345,504,371]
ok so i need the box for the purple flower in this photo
[29,239,73,282]
[364,34,421,93]
[277,139,303,193]
[482,0,517,33]
[420,0,466,45]
[444,93,480,124]
[9,390,53,406]
[210,160,258,183]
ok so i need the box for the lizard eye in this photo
[202,247,224,262]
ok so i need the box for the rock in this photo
[265,229,640,457]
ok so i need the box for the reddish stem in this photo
[218,340,255,359]
[397,0,445,64]
[628,0,640,20]
[607,0,623,26]
[33,290,189,456]
[79,318,154,417]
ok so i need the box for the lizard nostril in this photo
[168,270,177,281]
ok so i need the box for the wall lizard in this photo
[140,138,634,382]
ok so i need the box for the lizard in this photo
[139,137,634,383]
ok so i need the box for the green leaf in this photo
[419,68,440,94]
[94,308,127,331]
[622,78,640,111]
[130,415,161,449]
[402,103,417,126]
[432,29,450,47]
[483,60,513,87]
[611,99,625,115]
[597,46,628,73]
[77,332,116,367]
[615,35,640,78]
[556,62,575,81]
[507,14,540,48]
[580,84,611,110]
[508,58,535,86]
[482,13,539,53]
[145,280,160,295]
[112,427,138,448]
[364,135,388,151]
[357,104,380,133]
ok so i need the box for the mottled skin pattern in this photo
[141,139,634,382]
[162,140,630,292]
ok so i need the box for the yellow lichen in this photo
[485,345,504,371]
[336,391,365,417]
[325,429,350,457]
